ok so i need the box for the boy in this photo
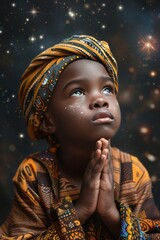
[0,35,160,239]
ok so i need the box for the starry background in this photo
[0,0,160,224]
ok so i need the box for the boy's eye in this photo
[102,86,114,95]
[71,89,85,96]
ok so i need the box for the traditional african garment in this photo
[18,35,118,142]
[0,147,160,239]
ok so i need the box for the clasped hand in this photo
[75,138,116,225]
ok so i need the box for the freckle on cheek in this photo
[64,105,86,116]
[64,105,76,113]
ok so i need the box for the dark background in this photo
[0,0,160,224]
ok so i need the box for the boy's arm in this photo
[0,196,85,240]
[0,158,85,239]
[119,155,160,239]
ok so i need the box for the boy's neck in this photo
[57,142,95,183]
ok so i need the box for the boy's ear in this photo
[41,112,56,134]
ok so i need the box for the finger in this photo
[101,148,109,159]
[100,138,109,150]
[101,161,114,187]
[101,149,113,174]
[94,149,101,161]
[85,156,104,184]
[98,138,108,160]
[91,139,102,160]
[96,139,102,150]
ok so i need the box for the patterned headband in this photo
[19,35,118,140]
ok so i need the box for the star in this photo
[149,70,157,77]
[144,152,157,162]
[19,133,25,139]
[29,7,40,18]
[138,36,157,54]
[29,36,36,42]
[68,9,76,19]
[150,103,155,109]
[101,24,106,29]
[39,35,44,39]
[117,5,124,11]
[11,3,16,7]
[84,3,90,9]
[139,126,150,134]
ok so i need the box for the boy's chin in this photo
[92,129,119,142]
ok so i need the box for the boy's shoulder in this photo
[13,148,59,204]
[14,147,58,181]
[112,146,144,166]
[111,147,150,180]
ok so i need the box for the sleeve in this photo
[118,203,160,240]
[119,155,160,239]
[131,156,160,220]
[0,159,85,240]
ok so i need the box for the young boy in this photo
[0,35,160,239]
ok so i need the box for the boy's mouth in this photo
[92,111,114,124]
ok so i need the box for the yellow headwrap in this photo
[19,35,118,141]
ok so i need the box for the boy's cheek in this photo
[63,104,87,117]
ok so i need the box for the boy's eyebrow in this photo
[63,76,112,91]
[63,79,87,91]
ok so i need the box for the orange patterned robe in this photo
[0,147,160,239]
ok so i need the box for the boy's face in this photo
[46,59,121,146]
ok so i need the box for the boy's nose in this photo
[90,97,109,109]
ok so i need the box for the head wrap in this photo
[19,35,118,141]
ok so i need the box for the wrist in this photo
[75,203,92,225]
[99,206,121,239]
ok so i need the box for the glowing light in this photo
[149,70,157,77]
[84,3,90,9]
[144,152,157,162]
[139,36,157,53]
[39,35,44,39]
[101,24,106,29]
[29,36,36,42]
[65,20,70,24]
[29,7,40,17]
[68,10,76,19]
[11,3,16,7]
[150,103,155,109]
[139,95,144,101]
[118,5,124,11]
[118,89,133,104]
[151,175,158,182]
[19,133,25,139]
[128,67,135,73]
[154,89,159,95]
[139,126,150,134]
